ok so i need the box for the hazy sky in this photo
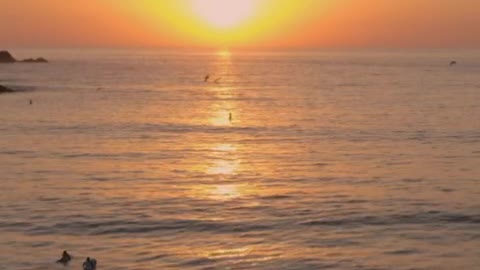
[1,0,480,48]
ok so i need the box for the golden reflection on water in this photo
[207,52,240,126]
[192,52,253,201]
[204,246,251,259]
[188,184,231,201]
[187,141,256,201]
[212,143,237,152]
[209,106,235,126]
[217,49,232,58]
[190,183,265,202]
[200,142,246,200]
[208,184,243,200]
[207,159,240,175]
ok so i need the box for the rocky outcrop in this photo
[21,57,48,63]
[0,85,15,93]
[0,50,48,63]
[0,51,16,63]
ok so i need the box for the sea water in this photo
[0,49,479,269]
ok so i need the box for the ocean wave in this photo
[300,211,480,227]
[9,218,275,236]
[2,210,478,238]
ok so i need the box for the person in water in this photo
[83,257,97,270]
[56,250,72,265]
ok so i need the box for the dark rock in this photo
[1,50,48,63]
[21,57,48,63]
[0,51,16,63]
[0,85,15,93]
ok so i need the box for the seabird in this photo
[56,250,72,265]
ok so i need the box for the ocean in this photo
[0,49,479,270]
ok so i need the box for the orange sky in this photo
[1,0,480,49]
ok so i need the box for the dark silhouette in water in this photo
[0,50,48,63]
[83,257,97,270]
[449,61,457,66]
[21,57,48,63]
[0,85,14,93]
[214,78,221,84]
[229,112,233,122]
[0,51,16,63]
[56,250,72,265]
[29,99,33,105]
[204,74,210,82]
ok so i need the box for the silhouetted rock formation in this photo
[0,85,14,93]
[0,50,48,63]
[0,51,16,63]
[21,57,48,63]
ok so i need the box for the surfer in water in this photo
[83,257,97,270]
[56,250,72,265]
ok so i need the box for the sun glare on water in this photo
[218,49,231,57]
[190,0,257,29]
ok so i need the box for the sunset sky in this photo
[1,0,480,49]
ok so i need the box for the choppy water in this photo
[0,49,479,270]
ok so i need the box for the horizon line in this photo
[3,45,480,52]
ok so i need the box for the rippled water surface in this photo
[0,49,479,269]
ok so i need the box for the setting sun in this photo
[190,0,257,29]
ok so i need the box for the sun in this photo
[190,0,257,29]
